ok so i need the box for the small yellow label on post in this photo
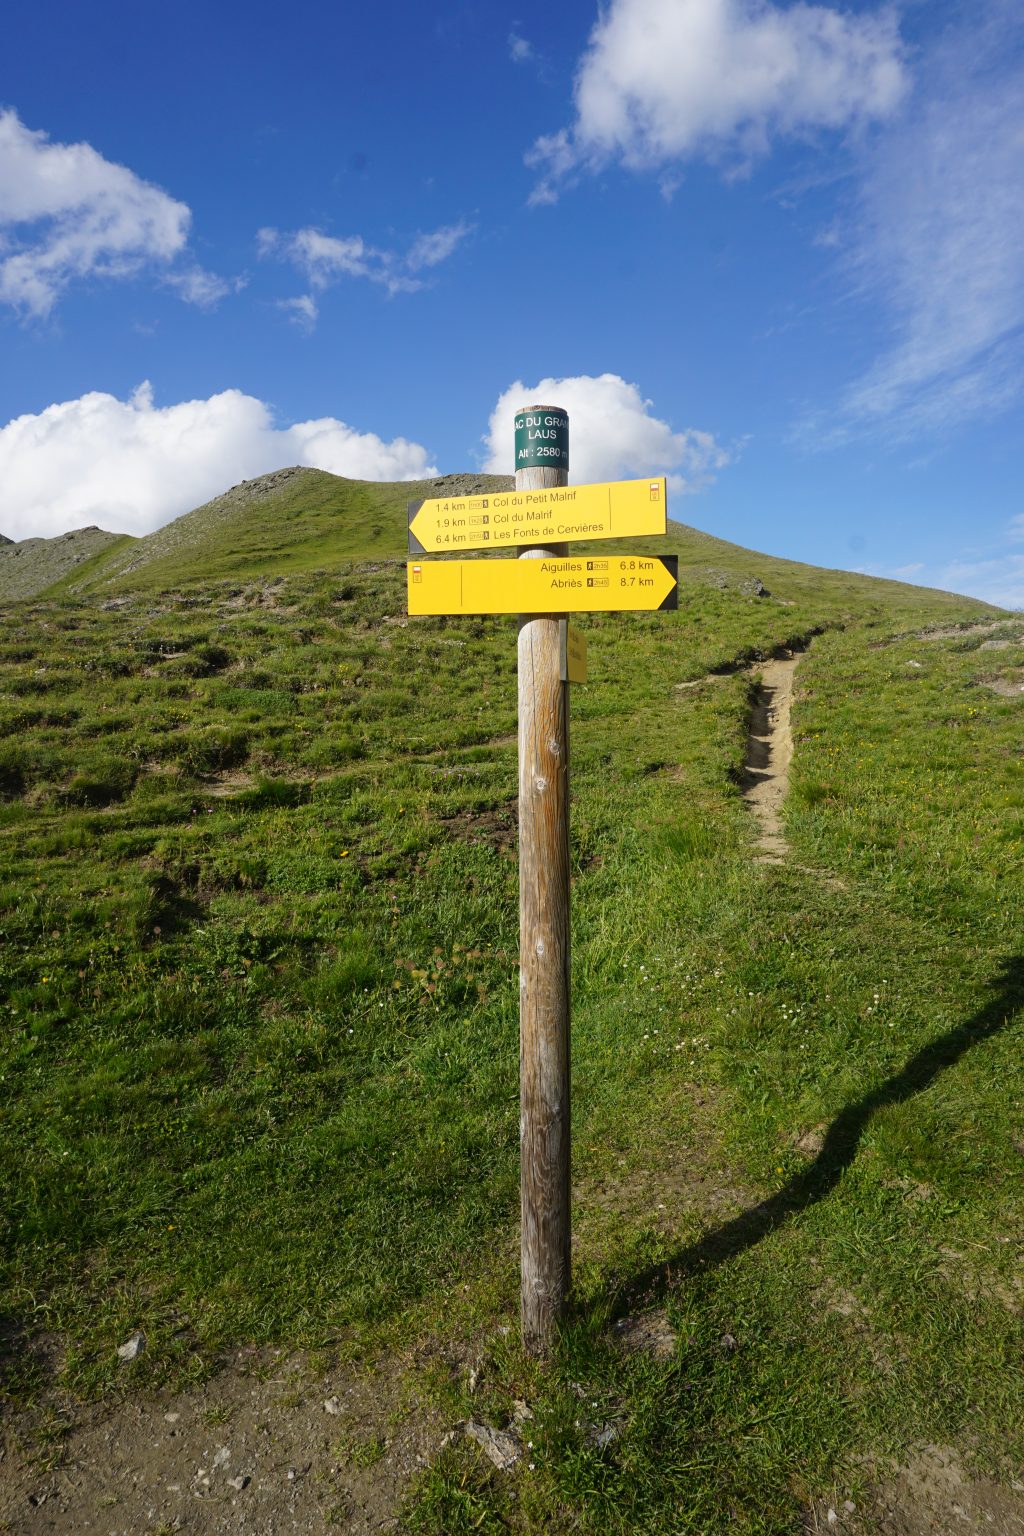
[560,622,587,683]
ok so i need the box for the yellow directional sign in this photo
[407,555,677,616]
[560,622,587,683]
[408,477,667,554]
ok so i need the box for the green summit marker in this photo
[514,403,569,471]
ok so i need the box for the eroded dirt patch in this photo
[0,1348,441,1535]
[808,1443,1024,1534]
[917,619,1021,642]
[978,671,1024,698]
[439,801,517,853]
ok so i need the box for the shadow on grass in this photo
[0,1314,57,1403]
[610,954,1024,1315]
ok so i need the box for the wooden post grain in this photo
[517,417,571,1353]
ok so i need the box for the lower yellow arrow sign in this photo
[407,555,677,615]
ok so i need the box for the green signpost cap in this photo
[514,403,569,472]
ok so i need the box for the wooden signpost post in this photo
[406,405,677,1353]
[515,405,573,1354]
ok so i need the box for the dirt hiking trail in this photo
[742,648,799,862]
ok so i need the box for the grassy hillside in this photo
[1,475,1021,1533]
[0,526,128,602]
[40,468,513,596]
[8,465,991,618]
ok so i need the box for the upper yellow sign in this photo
[407,555,678,616]
[408,477,667,554]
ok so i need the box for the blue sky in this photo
[2,0,1022,605]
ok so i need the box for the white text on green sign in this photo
[407,555,678,616]
[407,477,667,554]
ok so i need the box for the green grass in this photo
[48,469,506,594]
[1,481,1020,1531]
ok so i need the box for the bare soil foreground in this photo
[807,1444,1024,1534]
[1,1347,441,1533]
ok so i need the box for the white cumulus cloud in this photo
[0,108,228,317]
[528,0,905,202]
[484,373,728,493]
[0,383,437,541]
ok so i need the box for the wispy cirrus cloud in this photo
[933,553,1024,611]
[831,3,1024,439]
[860,511,1024,608]
[526,0,905,204]
[509,32,535,65]
[259,218,473,326]
[406,223,472,272]
[276,292,320,333]
[0,108,229,317]
[509,28,551,79]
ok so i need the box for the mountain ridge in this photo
[0,465,1002,616]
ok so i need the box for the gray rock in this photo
[586,1420,623,1450]
[464,1420,522,1471]
[116,1331,146,1362]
